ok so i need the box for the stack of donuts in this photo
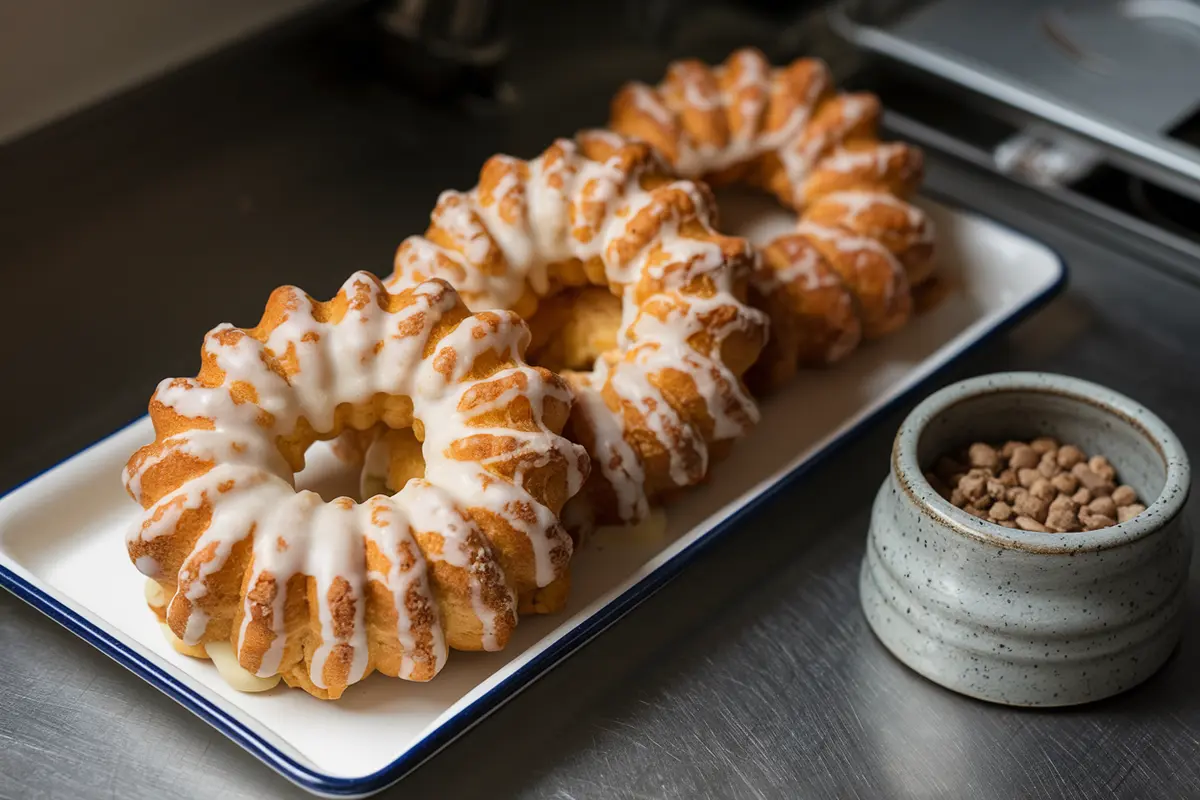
[384,46,937,525]
[122,48,936,699]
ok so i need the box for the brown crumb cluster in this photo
[926,437,1148,533]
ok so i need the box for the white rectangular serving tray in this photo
[0,197,1064,798]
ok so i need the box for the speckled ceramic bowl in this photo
[861,372,1192,707]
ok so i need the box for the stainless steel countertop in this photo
[2,7,1198,799]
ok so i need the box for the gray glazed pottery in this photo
[861,372,1192,707]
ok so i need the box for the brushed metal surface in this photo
[833,0,1200,203]
[2,6,1198,799]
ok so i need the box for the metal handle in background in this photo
[374,0,510,101]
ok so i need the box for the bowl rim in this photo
[893,371,1191,553]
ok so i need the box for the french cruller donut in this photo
[125,273,589,699]
[610,47,937,390]
[386,132,769,528]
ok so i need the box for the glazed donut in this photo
[752,234,861,388]
[386,132,769,527]
[124,272,589,699]
[610,48,937,389]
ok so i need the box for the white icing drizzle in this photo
[816,191,934,245]
[727,50,769,148]
[797,222,905,308]
[777,94,875,196]
[568,367,648,523]
[638,50,828,181]
[389,138,766,524]
[126,273,587,692]
[752,239,840,293]
[433,191,495,267]
[670,63,720,112]
[818,143,909,179]
[578,129,628,151]
[627,82,674,127]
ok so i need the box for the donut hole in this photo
[276,421,426,504]
[525,286,624,372]
[245,387,427,503]
[709,185,799,247]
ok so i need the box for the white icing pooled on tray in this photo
[389,137,767,524]
[205,641,281,693]
[125,274,587,693]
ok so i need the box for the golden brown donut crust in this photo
[609,48,938,391]
[124,273,589,699]
[387,133,768,528]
